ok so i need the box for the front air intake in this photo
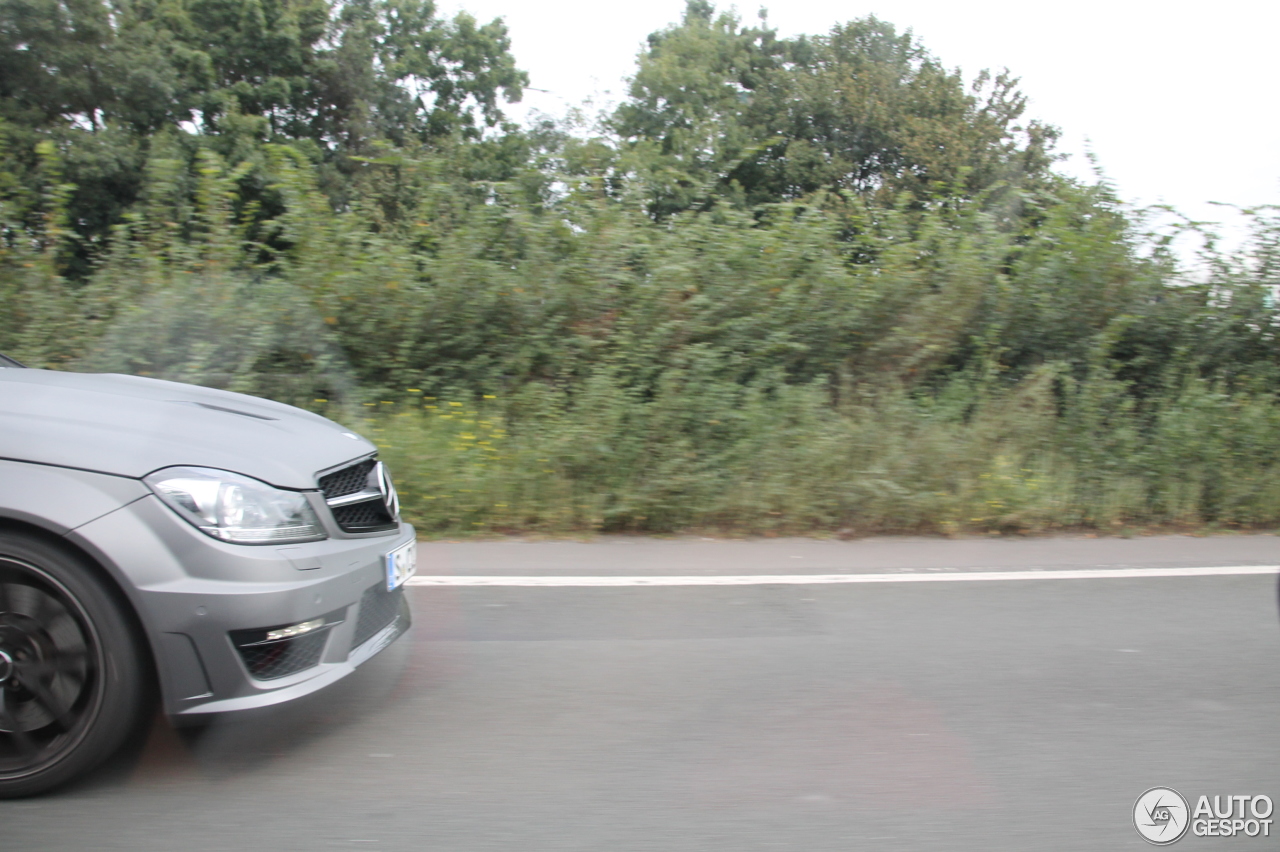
[229,611,342,680]
[353,582,404,649]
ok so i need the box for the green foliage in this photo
[0,0,528,277]
[361,366,1280,536]
[0,140,89,367]
[610,3,1059,218]
[6,2,1280,535]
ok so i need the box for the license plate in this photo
[385,540,416,591]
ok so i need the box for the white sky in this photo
[444,0,1280,262]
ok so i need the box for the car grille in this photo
[230,627,332,680]
[318,457,397,533]
[353,582,403,648]
[319,459,376,500]
[332,501,394,530]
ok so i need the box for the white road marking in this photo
[405,565,1280,587]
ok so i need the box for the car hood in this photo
[0,369,377,488]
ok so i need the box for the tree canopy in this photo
[1,0,527,274]
[610,4,1060,217]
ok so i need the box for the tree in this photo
[0,0,528,275]
[611,2,1059,217]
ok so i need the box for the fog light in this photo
[265,617,325,642]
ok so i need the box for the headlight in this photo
[145,467,326,544]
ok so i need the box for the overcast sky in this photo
[443,0,1279,260]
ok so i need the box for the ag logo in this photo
[1135,787,1191,845]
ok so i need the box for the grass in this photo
[329,372,1280,539]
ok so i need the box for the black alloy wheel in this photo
[0,532,150,797]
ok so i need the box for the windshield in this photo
[0,353,26,368]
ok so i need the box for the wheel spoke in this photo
[23,677,76,732]
[0,583,45,624]
[16,662,86,702]
[0,690,36,758]
[27,586,63,625]
[16,648,88,681]
[0,546,133,794]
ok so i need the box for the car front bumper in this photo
[69,493,416,716]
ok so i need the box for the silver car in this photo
[0,355,416,796]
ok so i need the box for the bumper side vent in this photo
[229,611,342,680]
[234,632,327,680]
[353,583,403,649]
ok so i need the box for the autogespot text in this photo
[1191,795,1273,838]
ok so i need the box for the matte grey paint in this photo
[0,459,148,534]
[0,369,376,488]
[0,367,414,717]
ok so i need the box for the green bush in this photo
[350,363,1280,536]
[7,46,1280,537]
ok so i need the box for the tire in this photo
[0,531,152,797]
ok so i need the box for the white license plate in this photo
[385,540,417,591]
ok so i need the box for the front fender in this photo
[0,459,148,534]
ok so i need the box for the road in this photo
[7,534,1280,850]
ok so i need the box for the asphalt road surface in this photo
[8,534,1280,851]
